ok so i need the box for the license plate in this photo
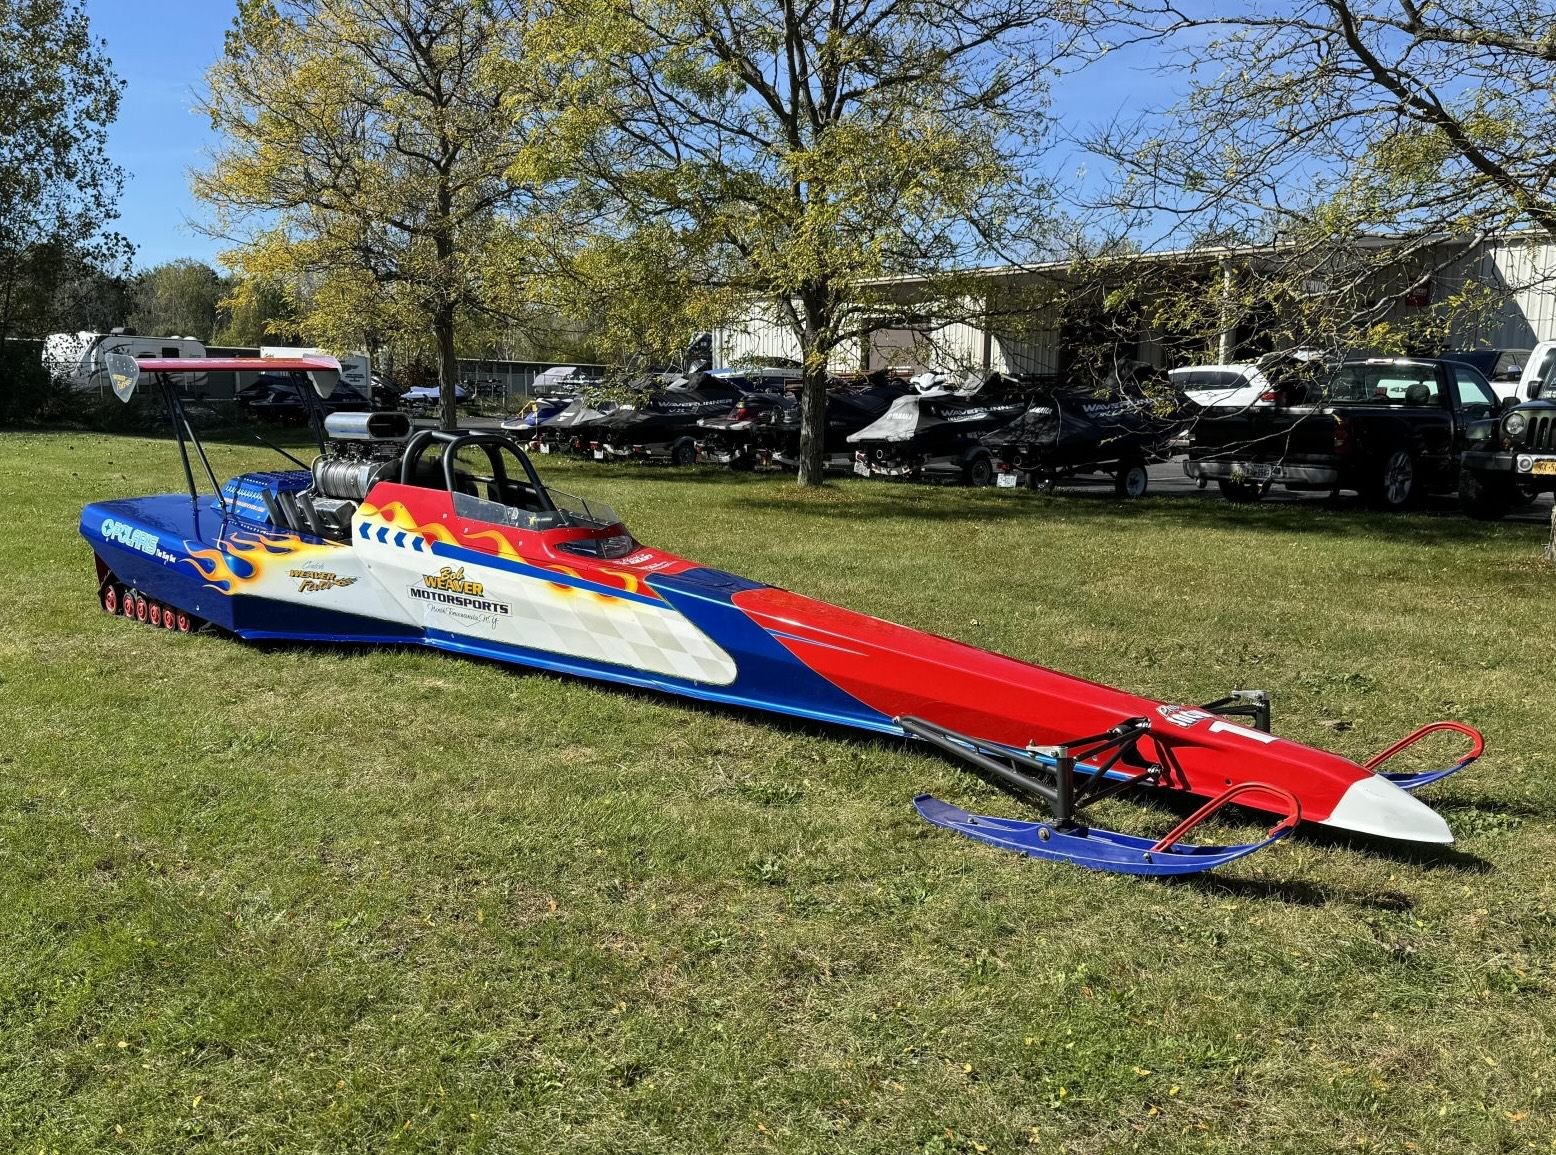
[853,460,871,477]
[593,449,604,460]
[996,473,1018,488]
[1533,459,1556,476]
[539,443,551,454]
[1230,462,1279,481]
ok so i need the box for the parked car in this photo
[848,371,1032,483]
[1511,340,1556,403]
[1458,350,1556,518]
[236,374,371,423]
[1184,357,1504,509]
[1440,348,1533,398]
[1170,363,1278,411]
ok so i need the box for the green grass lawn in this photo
[2,429,1554,1153]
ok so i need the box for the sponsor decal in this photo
[621,550,657,565]
[1157,705,1214,729]
[290,568,357,593]
[422,566,486,596]
[409,583,510,616]
[101,517,177,563]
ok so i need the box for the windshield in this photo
[1172,369,1249,389]
[547,486,621,529]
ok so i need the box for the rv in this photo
[260,346,372,400]
[44,330,207,392]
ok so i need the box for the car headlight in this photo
[1504,411,1528,438]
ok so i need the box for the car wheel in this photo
[1115,462,1149,498]
[1368,449,1418,510]
[671,440,697,467]
[1217,479,1263,503]
[1458,468,1513,521]
[963,453,994,487]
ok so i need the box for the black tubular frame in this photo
[896,715,1160,830]
[398,428,558,513]
[1199,689,1272,733]
[154,372,228,513]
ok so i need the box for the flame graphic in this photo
[362,500,460,545]
[360,498,656,602]
[183,530,337,593]
[463,528,524,560]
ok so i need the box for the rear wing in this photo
[103,354,344,402]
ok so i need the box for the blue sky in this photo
[86,0,231,268]
[88,2,1161,272]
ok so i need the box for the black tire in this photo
[1366,448,1419,511]
[670,440,697,467]
[1218,478,1264,503]
[729,450,756,472]
[963,453,995,488]
[1458,468,1513,521]
[1115,462,1149,498]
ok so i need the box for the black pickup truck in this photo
[1185,358,1505,509]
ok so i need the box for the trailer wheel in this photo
[1115,462,1149,498]
[163,607,177,630]
[963,453,994,488]
[176,612,192,634]
[1217,479,1264,503]
[103,585,119,615]
[149,602,162,628]
[729,450,756,472]
[134,594,149,623]
[670,440,697,467]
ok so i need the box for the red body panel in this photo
[734,587,1363,823]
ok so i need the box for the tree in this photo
[197,0,538,430]
[213,276,299,347]
[0,0,128,344]
[528,0,1068,484]
[1084,1,1556,359]
[129,259,225,341]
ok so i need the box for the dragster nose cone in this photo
[1322,774,1453,844]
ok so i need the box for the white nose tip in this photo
[1322,774,1454,844]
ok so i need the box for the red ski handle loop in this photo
[1363,721,1484,773]
[1149,782,1303,854]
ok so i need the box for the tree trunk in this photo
[435,303,459,432]
[796,294,829,486]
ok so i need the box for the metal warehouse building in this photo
[711,235,1556,375]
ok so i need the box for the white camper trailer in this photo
[44,330,208,392]
[260,346,371,400]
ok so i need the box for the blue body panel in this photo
[79,490,894,734]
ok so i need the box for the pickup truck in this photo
[1184,358,1505,509]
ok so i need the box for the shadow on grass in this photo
[245,634,1495,906]
[726,484,1538,545]
[1170,873,1417,911]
